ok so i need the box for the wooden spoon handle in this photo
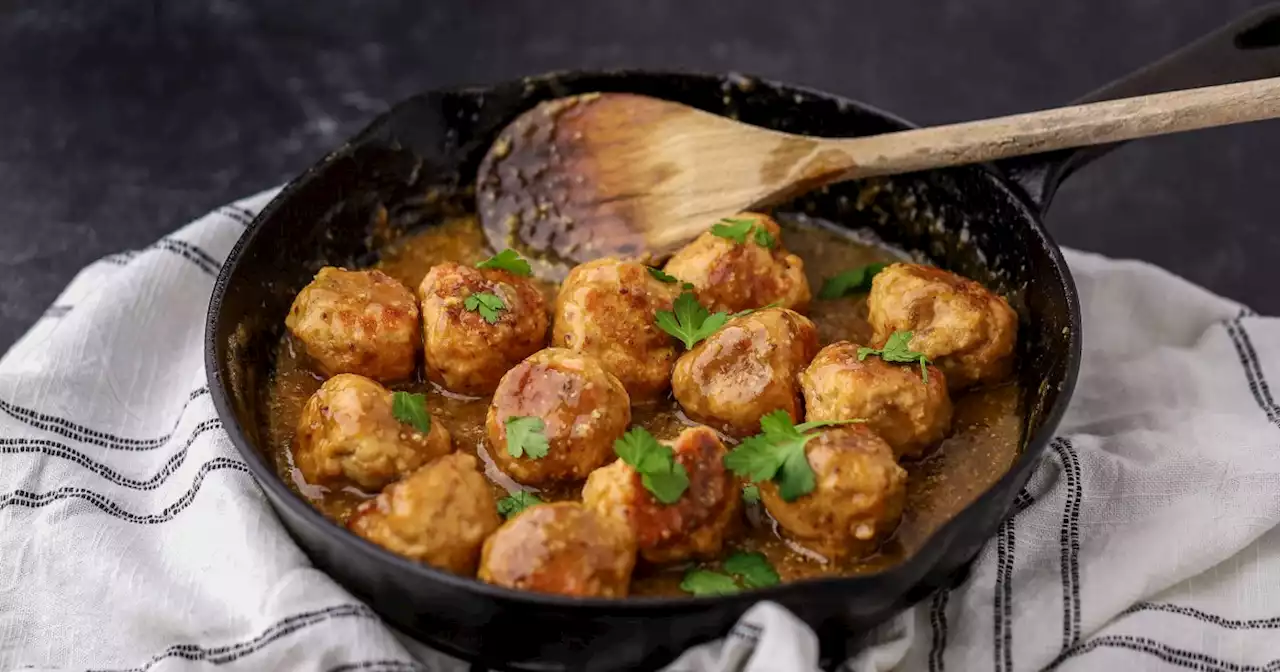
[828,76,1280,180]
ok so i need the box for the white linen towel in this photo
[1,188,1278,672]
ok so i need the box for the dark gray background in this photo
[2,0,1278,352]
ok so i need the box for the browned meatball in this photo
[294,374,452,491]
[583,426,740,564]
[759,425,906,561]
[478,502,636,597]
[486,348,631,485]
[552,258,679,402]
[418,262,549,395]
[348,453,500,575]
[867,263,1017,390]
[671,308,819,437]
[663,212,811,314]
[285,267,420,382]
[801,341,952,460]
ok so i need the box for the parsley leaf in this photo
[753,226,776,249]
[710,218,755,244]
[390,392,431,434]
[723,552,781,589]
[729,301,781,319]
[724,410,865,502]
[655,291,729,349]
[857,330,931,382]
[742,484,760,504]
[818,263,887,300]
[496,491,543,519]
[613,427,690,504]
[648,267,679,284]
[476,249,532,276]
[504,416,549,459]
[680,568,740,596]
[464,292,506,324]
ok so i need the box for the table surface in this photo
[2,0,1278,353]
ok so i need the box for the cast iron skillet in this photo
[205,7,1280,671]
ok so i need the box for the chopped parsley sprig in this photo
[476,249,532,276]
[724,410,865,502]
[613,427,689,504]
[496,491,543,519]
[464,292,505,324]
[504,416,549,459]
[818,262,887,300]
[858,330,931,382]
[655,291,728,349]
[711,217,775,249]
[390,392,431,434]
[680,552,781,596]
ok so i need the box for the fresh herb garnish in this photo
[724,410,865,502]
[476,249,532,276]
[680,568,740,596]
[464,291,506,324]
[613,427,690,504]
[679,552,781,596]
[753,226,776,249]
[723,551,781,589]
[710,218,755,244]
[742,484,760,504]
[648,267,679,284]
[729,301,781,319]
[655,291,729,349]
[496,491,543,519]
[390,391,431,434]
[858,330,931,382]
[818,262,887,300]
[504,416,549,459]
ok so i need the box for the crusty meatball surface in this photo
[867,263,1017,390]
[294,374,452,491]
[759,425,906,561]
[486,348,631,485]
[348,453,500,575]
[285,267,420,382]
[479,502,636,597]
[801,341,952,460]
[663,212,811,314]
[418,262,549,395]
[552,258,679,402]
[672,308,819,437]
[583,426,740,564]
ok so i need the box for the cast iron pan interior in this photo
[205,69,1080,671]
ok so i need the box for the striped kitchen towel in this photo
[2,189,1278,672]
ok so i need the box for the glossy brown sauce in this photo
[262,216,1023,596]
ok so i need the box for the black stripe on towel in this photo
[928,588,950,672]
[156,238,221,276]
[86,604,382,672]
[218,205,256,227]
[0,386,210,451]
[1046,634,1280,672]
[0,418,221,490]
[1053,438,1084,653]
[1226,317,1280,427]
[0,457,249,524]
[992,514,1016,672]
[1122,602,1280,630]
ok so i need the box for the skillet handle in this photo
[1000,3,1280,212]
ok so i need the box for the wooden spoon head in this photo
[476,93,778,280]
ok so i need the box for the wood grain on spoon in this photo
[477,77,1280,278]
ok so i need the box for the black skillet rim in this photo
[204,68,1083,613]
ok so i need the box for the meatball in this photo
[486,348,631,485]
[663,212,811,314]
[348,453,500,575]
[418,262,549,395]
[801,341,951,459]
[583,426,740,564]
[759,425,906,561]
[294,374,452,491]
[479,502,636,597]
[552,258,679,401]
[671,308,819,437]
[867,263,1017,390]
[285,267,420,382]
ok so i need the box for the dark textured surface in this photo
[2,0,1279,352]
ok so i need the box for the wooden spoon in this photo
[477,77,1280,279]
